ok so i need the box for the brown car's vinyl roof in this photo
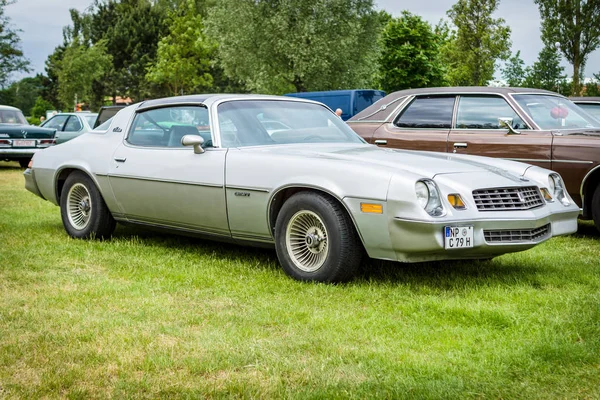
[350,86,560,122]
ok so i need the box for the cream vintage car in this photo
[24,95,579,282]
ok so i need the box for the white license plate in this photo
[444,226,474,249]
[13,140,35,147]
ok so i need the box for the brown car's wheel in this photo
[60,171,116,239]
[275,191,362,282]
[592,185,600,233]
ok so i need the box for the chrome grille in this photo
[484,224,551,244]
[472,186,544,211]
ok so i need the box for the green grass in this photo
[1,160,599,399]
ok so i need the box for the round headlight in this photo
[415,181,429,208]
[415,179,445,217]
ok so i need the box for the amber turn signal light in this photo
[360,203,383,214]
[540,188,553,202]
[447,194,466,210]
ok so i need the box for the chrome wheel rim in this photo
[67,183,92,230]
[285,210,328,272]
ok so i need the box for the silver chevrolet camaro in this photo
[24,94,580,282]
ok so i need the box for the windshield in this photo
[216,100,365,147]
[83,114,98,126]
[513,94,600,130]
[0,109,28,124]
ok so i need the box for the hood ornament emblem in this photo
[22,130,27,138]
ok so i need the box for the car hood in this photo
[247,143,530,180]
[0,123,56,138]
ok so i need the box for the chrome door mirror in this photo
[181,134,205,154]
[498,118,521,135]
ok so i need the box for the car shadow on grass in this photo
[107,223,549,289]
[0,161,22,170]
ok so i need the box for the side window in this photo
[577,103,600,120]
[44,115,69,131]
[395,96,455,129]
[456,96,528,130]
[127,106,211,148]
[64,116,83,132]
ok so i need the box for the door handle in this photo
[374,139,387,145]
[114,157,127,163]
[453,143,467,153]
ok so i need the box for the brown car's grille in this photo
[472,186,545,211]
[484,224,551,244]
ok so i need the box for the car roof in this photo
[350,86,561,122]
[0,105,22,112]
[137,94,321,111]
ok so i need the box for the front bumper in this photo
[389,206,579,262]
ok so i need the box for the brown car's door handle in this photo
[374,139,387,145]
[114,157,127,163]
[453,143,467,153]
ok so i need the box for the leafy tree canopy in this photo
[445,0,511,86]
[56,37,112,110]
[502,51,526,87]
[206,0,384,94]
[523,45,567,93]
[0,0,29,88]
[377,11,447,93]
[146,0,214,96]
[534,0,600,95]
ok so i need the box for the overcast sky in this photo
[5,0,600,82]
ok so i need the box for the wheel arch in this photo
[267,185,367,250]
[54,166,100,205]
[581,164,600,219]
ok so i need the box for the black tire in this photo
[18,158,30,169]
[274,191,362,282]
[60,171,116,239]
[592,185,600,233]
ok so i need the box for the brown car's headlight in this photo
[549,173,570,206]
[415,179,445,217]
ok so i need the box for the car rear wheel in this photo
[592,185,600,232]
[18,158,30,169]
[60,171,116,239]
[275,191,362,282]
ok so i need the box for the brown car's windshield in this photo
[513,94,600,130]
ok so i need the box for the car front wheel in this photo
[60,171,116,239]
[275,191,362,282]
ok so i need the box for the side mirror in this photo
[181,134,205,154]
[498,118,521,135]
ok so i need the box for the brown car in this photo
[348,87,600,231]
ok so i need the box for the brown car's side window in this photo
[394,96,455,129]
[455,96,528,130]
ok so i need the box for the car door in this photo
[107,105,229,236]
[447,95,553,168]
[371,95,455,152]
[56,116,83,144]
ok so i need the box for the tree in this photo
[56,38,112,110]
[146,0,214,96]
[30,96,55,119]
[377,12,446,93]
[535,0,600,95]
[502,51,526,87]
[523,45,567,93]
[206,0,383,94]
[445,0,511,86]
[0,0,29,87]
